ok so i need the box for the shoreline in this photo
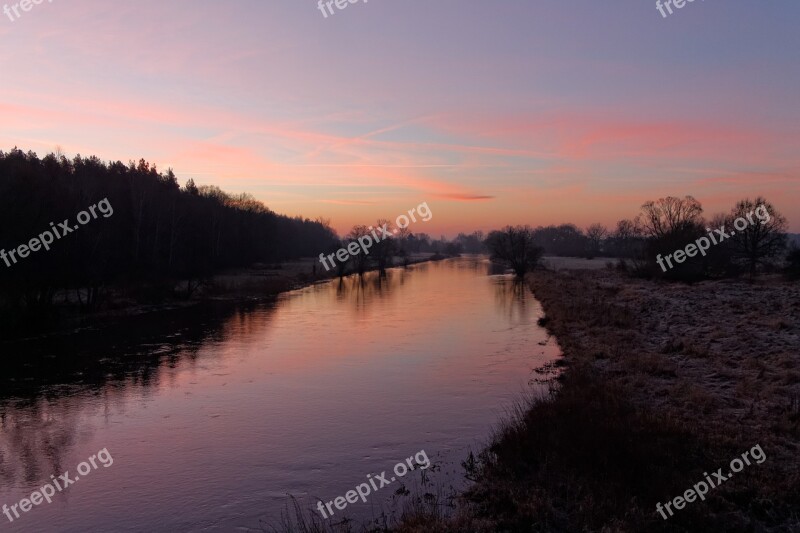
[395,266,800,531]
[1,253,448,342]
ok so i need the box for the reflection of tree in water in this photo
[1,395,89,488]
[487,261,509,276]
[334,270,402,315]
[333,256,493,315]
[450,254,491,273]
[493,276,531,323]
[0,300,278,487]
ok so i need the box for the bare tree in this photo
[585,223,608,257]
[614,219,641,241]
[610,218,647,270]
[395,226,411,265]
[484,225,544,277]
[370,219,397,273]
[614,219,643,255]
[725,197,787,279]
[348,226,371,275]
[638,196,706,279]
[638,196,704,239]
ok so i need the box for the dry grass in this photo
[392,269,800,531]
[452,368,720,532]
[514,269,799,530]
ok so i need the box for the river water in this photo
[0,256,559,532]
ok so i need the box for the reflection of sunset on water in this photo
[0,258,558,531]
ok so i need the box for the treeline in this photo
[323,224,484,276]
[386,231,486,256]
[501,223,645,259]
[486,195,796,281]
[615,195,792,280]
[481,223,655,259]
[0,148,338,321]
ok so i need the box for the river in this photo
[0,256,559,532]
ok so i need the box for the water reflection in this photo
[0,301,278,488]
[1,394,84,487]
[493,278,531,323]
[334,269,402,309]
[0,257,559,532]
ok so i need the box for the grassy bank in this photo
[393,268,800,532]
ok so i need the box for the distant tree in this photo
[530,224,588,257]
[612,219,644,258]
[585,223,608,258]
[614,219,640,241]
[724,197,787,279]
[333,239,351,277]
[444,242,463,256]
[184,179,199,195]
[639,195,704,239]
[638,196,706,280]
[417,233,433,253]
[371,219,397,273]
[394,226,411,265]
[455,231,486,253]
[347,225,372,275]
[704,212,739,277]
[484,225,544,277]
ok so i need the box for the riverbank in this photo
[2,253,446,341]
[206,252,444,300]
[395,267,800,532]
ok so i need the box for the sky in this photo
[1,0,799,235]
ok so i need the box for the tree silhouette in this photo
[485,225,544,277]
[724,197,787,279]
[585,223,608,258]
